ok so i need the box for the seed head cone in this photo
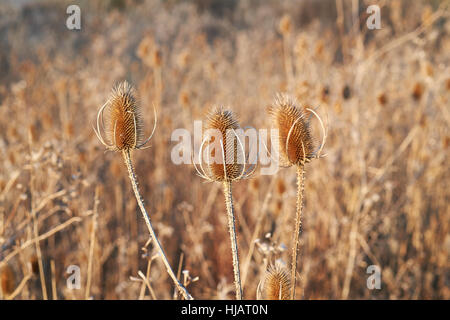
[205,107,243,182]
[1,265,15,296]
[104,81,144,150]
[269,94,314,166]
[264,264,291,300]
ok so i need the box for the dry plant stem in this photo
[173,252,184,299]
[85,188,99,300]
[291,165,305,300]
[122,149,193,300]
[5,273,32,300]
[32,211,47,300]
[138,270,157,300]
[50,259,57,300]
[139,258,154,300]
[222,180,243,300]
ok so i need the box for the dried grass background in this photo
[0,0,449,299]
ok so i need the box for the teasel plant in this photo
[268,93,327,300]
[94,81,193,300]
[193,107,257,300]
[257,262,292,300]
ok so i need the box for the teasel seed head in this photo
[279,14,292,36]
[30,254,39,275]
[276,178,287,195]
[94,81,156,151]
[377,92,388,106]
[263,263,291,300]
[1,265,15,297]
[412,82,424,101]
[193,107,256,182]
[269,93,327,167]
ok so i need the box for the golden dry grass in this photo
[0,0,449,300]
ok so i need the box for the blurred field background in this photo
[0,0,449,300]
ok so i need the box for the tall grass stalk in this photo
[223,180,243,300]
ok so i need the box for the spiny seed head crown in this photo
[264,263,291,300]
[95,81,156,152]
[105,81,143,150]
[204,107,243,182]
[269,93,314,166]
[1,265,15,296]
[194,107,257,183]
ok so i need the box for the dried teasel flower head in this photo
[279,14,292,35]
[276,178,287,195]
[29,254,39,275]
[193,107,257,182]
[268,93,327,167]
[377,92,388,106]
[412,82,424,101]
[94,81,156,152]
[261,263,291,300]
[0,264,15,297]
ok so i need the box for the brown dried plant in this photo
[193,107,257,300]
[94,81,193,300]
[262,263,291,300]
[268,93,327,299]
[0,265,15,298]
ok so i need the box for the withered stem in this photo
[291,164,305,300]
[223,180,243,300]
[122,149,193,300]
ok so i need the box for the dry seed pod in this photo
[194,107,256,182]
[30,255,39,275]
[315,40,324,58]
[1,265,15,297]
[412,82,424,101]
[136,36,155,68]
[179,90,190,108]
[205,108,241,181]
[279,14,292,35]
[28,123,39,144]
[103,82,143,150]
[94,81,156,152]
[263,264,291,300]
[276,178,287,195]
[268,94,315,167]
[378,93,388,106]
[152,48,162,67]
[443,136,449,149]
[137,36,152,59]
